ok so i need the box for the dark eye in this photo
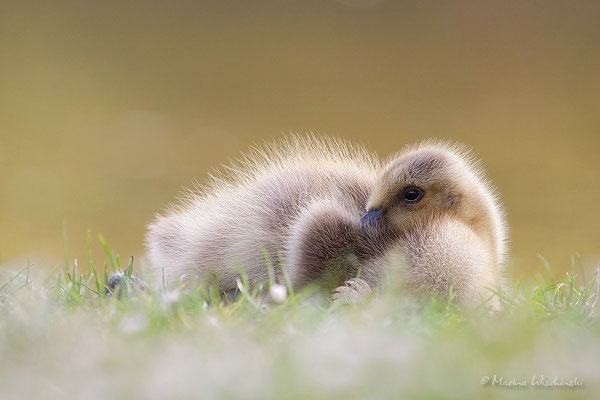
[402,187,423,204]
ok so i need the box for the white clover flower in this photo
[270,284,288,304]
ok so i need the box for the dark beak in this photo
[360,208,383,226]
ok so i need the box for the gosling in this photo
[145,136,507,302]
[146,135,378,290]
[351,140,508,303]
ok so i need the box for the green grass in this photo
[0,235,599,400]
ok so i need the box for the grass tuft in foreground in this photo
[0,234,599,400]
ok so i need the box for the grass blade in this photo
[125,256,134,278]
[98,234,117,272]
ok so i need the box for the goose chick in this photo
[356,141,508,302]
[145,136,379,290]
[145,137,507,304]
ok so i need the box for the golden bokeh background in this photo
[1,0,599,280]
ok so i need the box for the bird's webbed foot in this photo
[331,277,374,305]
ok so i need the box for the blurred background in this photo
[1,0,598,280]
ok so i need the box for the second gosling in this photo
[351,140,508,302]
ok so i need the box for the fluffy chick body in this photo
[146,136,382,290]
[377,218,501,304]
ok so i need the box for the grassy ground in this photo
[0,236,598,400]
